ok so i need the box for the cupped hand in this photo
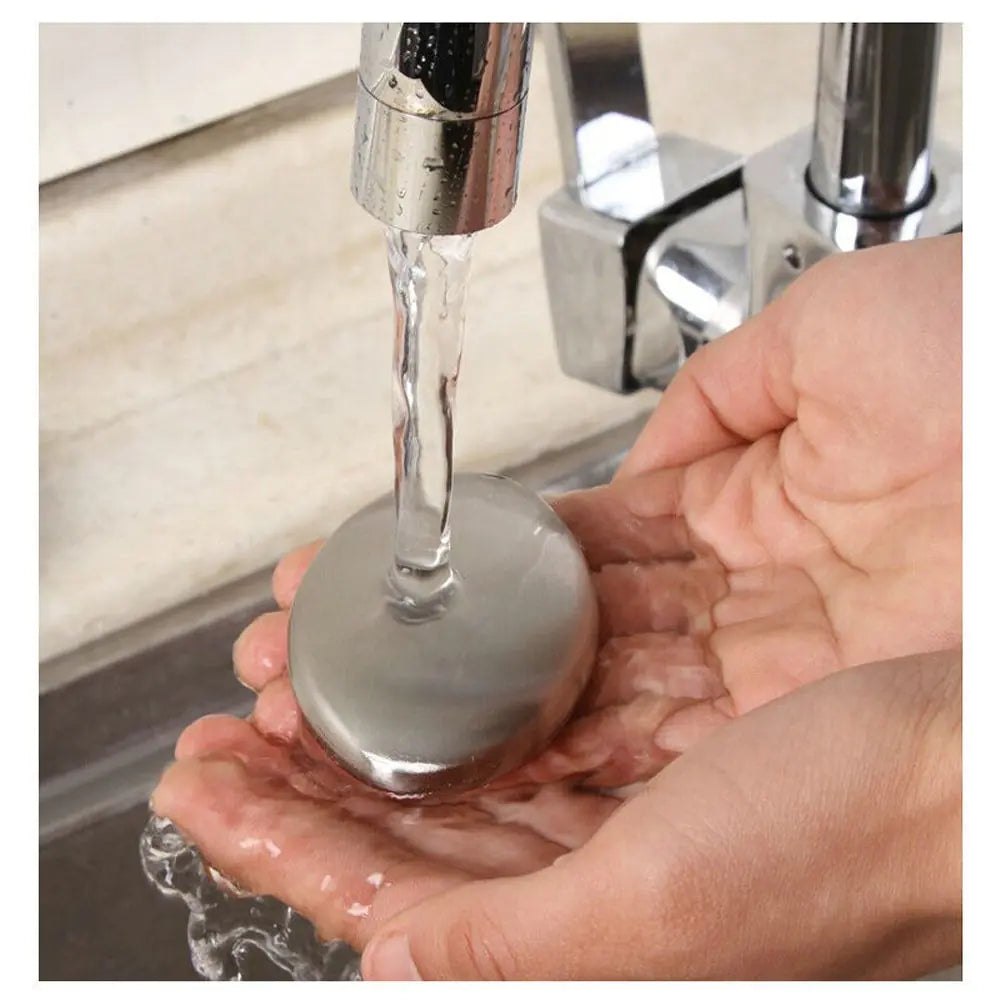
[360,647,961,980]
[617,233,962,704]
[152,234,961,978]
[150,474,728,957]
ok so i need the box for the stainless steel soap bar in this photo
[288,474,597,797]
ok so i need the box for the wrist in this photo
[905,648,962,920]
[864,647,962,975]
[644,648,963,980]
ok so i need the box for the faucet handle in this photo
[543,24,656,191]
[537,25,746,393]
[539,132,744,394]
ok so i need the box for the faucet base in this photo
[623,128,962,390]
[743,129,963,313]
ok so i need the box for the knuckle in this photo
[444,912,519,980]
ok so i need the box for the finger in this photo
[616,292,796,479]
[175,714,258,761]
[232,611,289,691]
[173,712,359,799]
[583,633,725,710]
[594,556,727,640]
[361,801,670,981]
[516,693,694,788]
[152,753,468,952]
[651,699,733,755]
[272,540,324,609]
[551,468,692,569]
[474,783,619,851]
[361,863,591,980]
[250,675,301,743]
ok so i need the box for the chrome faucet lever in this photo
[544,24,659,201]
[538,24,744,392]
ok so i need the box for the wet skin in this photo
[152,234,961,979]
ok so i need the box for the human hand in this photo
[149,475,730,966]
[356,647,961,980]
[152,234,962,978]
[617,233,962,702]
[527,233,962,776]
[152,634,961,979]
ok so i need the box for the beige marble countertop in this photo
[38,24,962,666]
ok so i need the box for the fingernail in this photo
[363,932,422,981]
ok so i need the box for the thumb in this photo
[360,847,659,981]
[616,284,796,480]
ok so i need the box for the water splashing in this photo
[139,814,361,981]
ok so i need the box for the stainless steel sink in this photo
[38,415,646,980]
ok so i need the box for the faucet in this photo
[350,23,961,394]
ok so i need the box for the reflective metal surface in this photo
[808,24,940,217]
[37,418,644,980]
[288,473,598,798]
[537,26,743,393]
[536,22,959,391]
[539,129,742,393]
[745,128,962,312]
[543,24,658,200]
[350,21,961,393]
[350,23,532,235]
[632,191,748,388]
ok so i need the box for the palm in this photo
[154,236,961,956]
[612,235,961,725]
[155,526,626,949]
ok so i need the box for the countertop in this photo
[38,24,963,667]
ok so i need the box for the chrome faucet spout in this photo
[350,23,533,236]
[349,22,960,395]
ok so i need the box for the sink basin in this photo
[38,415,645,980]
